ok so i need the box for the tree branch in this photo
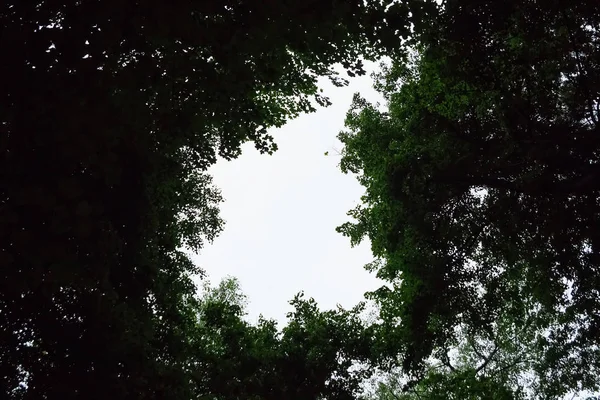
[492,355,533,377]
[475,342,499,374]
[440,345,457,372]
[469,340,486,361]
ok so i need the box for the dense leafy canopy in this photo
[363,277,598,400]
[0,0,413,399]
[3,0,600,398]
[338,0,600,387]
[193,277,379,400]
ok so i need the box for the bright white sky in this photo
[192,61,384,324]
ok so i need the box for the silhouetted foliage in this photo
[338,0,600,383]
[184,277,379,400]
[6,0,599,398]
[0,1,411,399]
[362,275,599,400]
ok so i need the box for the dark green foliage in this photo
[337,0,600,386]
[0,1,412,399]
[369,369,521,400]
[8,0,600,398]
[193,278,379,400]
[363,278,597,399]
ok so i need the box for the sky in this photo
[191,62,385,324]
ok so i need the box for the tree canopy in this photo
[362,272,598,400]
[338,0,600,386]
[191,277,380,400]
[0,0,413,398]
[3,0,600,398]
